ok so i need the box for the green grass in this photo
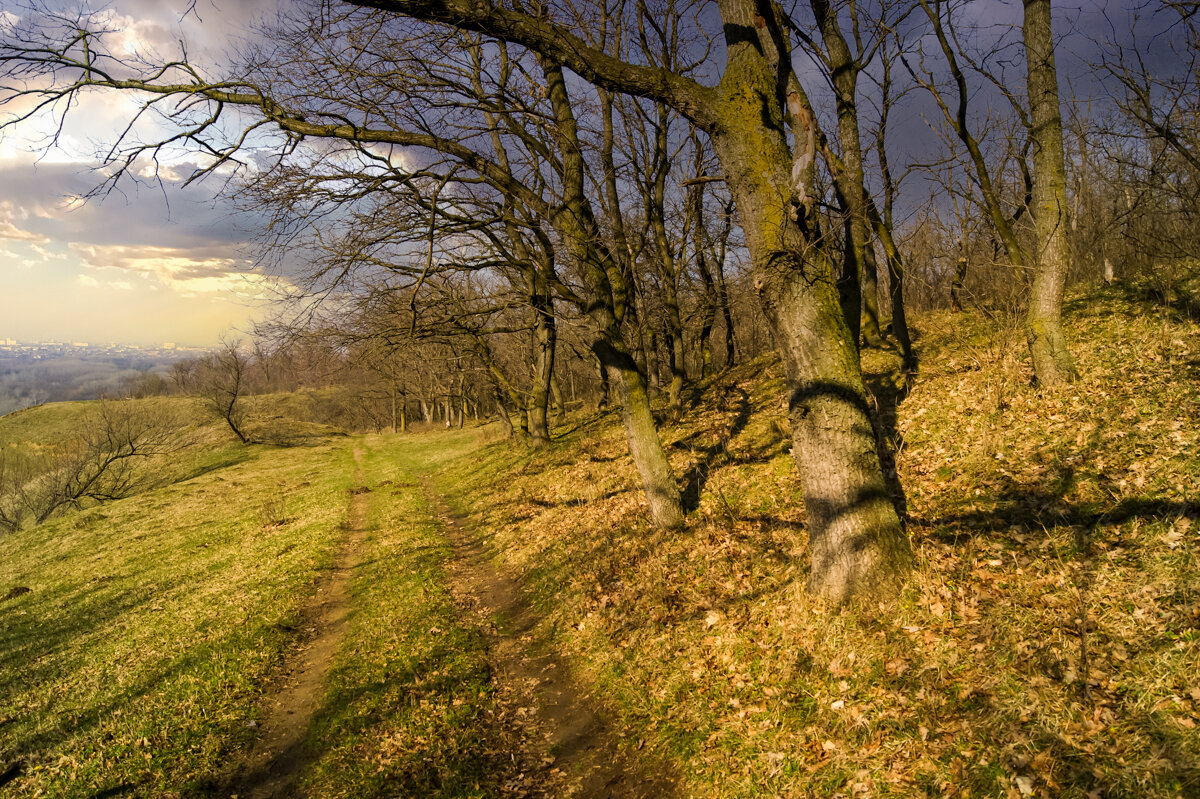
[299,431,518,798]
[0,439,356,797]
[0,426,521,798]
[1,281,1197,798]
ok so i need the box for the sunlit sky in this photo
[0,0,282,346]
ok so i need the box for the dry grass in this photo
[431,281,1200,798]
[0,280,1195,798]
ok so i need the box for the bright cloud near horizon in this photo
[0,0,286,346]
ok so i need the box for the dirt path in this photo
[422,479,675,799]
[222,447,370,799]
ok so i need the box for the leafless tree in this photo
[0,400,187,531]
[0,0,914,599]
[196,338,252,444]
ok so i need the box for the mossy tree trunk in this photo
[541,59,685,530]
[1023,0,1079,386]
[705,0,912,600]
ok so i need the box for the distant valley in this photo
[0,342,205,416]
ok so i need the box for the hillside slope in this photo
[427,283,1199,798]
[0,282,1196,798]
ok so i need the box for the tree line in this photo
[3,0,1198,601]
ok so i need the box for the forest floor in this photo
[0,277,1198,798]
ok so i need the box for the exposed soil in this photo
[421,478,676,799]
[220,448,370,799]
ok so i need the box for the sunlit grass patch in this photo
[0,440,355,797]
[299,433,518,798]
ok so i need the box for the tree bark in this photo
[1023,0,1079,385]
[708,0,912,600]
[494,388,515,438]
[540,59,685,529]
[595,339,686,530]
[527,286,555,445]
[810,0,882,347]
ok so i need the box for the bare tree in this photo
[0,400,186,531]
[0,0,912,599]
[197,338,252,444]
[910,0,1078,384]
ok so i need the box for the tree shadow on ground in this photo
[855,369,913,522]
[678,384,754,513]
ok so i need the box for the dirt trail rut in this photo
[422,479,675,799]
[223,447,370,799]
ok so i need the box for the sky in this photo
[0,0,1175,346]
[0,0,282,346]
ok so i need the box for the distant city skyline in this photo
[0,337,208,349]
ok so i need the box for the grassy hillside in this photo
[0,436,356,795]
[0,282,1196,798]
[426,282,1199,798]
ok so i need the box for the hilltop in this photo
[0,281,1197,798]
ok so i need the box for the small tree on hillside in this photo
[197,339,252,444]
[0,400,186,531]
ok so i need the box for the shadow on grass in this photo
[916,459,1197,546]
[240,636,513,799]
[175,452,254,483]
[678,385,754,513]
[863,367,913,524]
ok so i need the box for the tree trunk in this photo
[665,328,684,412]
[698,296,717,379]
[527,288,555,445]
[811,0,881,347]
[494,389,515,439]
[860,239,884,345]
[838,216,864,347]
[880,235,915,372]
[550,372,567,426]
[595,354,610,411]
[1023,0,1079,386]
[540,59,685,530]
[951,256,968,312]
[646,330,661,392]
[709,0,911,599]
[718,265,736,368]
[595,339,685,530]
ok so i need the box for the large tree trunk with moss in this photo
[710,0,911,601]
[1023,0,1079,386]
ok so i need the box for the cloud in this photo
[0,219,48,242]
[76,274,100,288]
[68,243,277,298]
